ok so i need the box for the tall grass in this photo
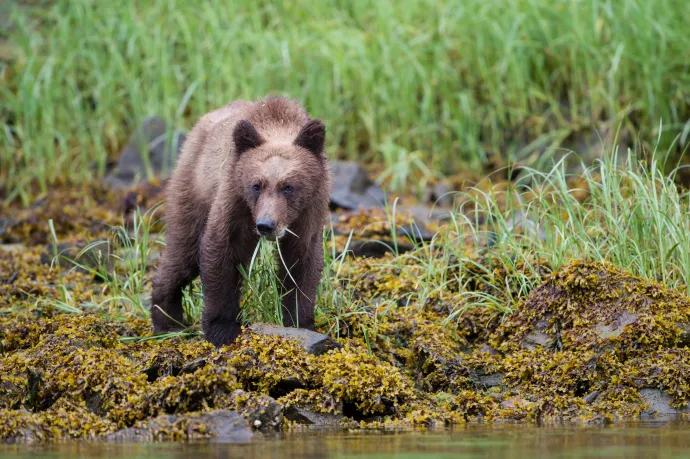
[3,0,690,203]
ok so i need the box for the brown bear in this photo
[151,97,331,347]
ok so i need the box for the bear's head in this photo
[232,118,327,239]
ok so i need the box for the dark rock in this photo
[142,357,208,383]
[422,180,454,207]
[560,126,630,175]
[179,357,207,375]
[103,410,253,443]
[0,218,14,239]
[227,390,283,432]
[677,323,690,348]
[248,324,342,356]
[329,161,386,210]
[639,388,690,416]
[284,405,344,426]
[344,239,415,258]
[105,116,186,189]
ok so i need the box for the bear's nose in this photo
[256,219,276,235]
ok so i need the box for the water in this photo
[3,422,690,459]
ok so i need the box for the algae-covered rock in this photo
[493,260,690,354]
[284,405,344,426]
[214,389,283,432]
[219,331,314,396]
[248,323,342,356]
[103,409,252,443]
[315,345,415,416]
[0,401,117,443]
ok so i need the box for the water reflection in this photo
[2,422,690,459]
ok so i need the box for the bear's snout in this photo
[256,219,277,236]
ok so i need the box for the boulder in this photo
[329,161,386,210]
[639,388,690,417]
[248,324,342,356]
[284,405,344,426]
[103,410,253,443]
[105,116,185,189]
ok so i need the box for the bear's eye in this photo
[283,185,294,194]
[251,184,261,193]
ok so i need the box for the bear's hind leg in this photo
[151,220,202,333]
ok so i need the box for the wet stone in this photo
[103,410,253,443]
[329,160,386,210]
[521,330,552,351]
[477,373,504,388]
[639,388,690,417]
[595,311,638,339]
[248,324,342,356]
[284,406,344,426]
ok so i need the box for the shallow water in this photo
[3,422,690,459]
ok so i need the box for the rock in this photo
[478,344,500,355]
[0,218,14,239]
[248,324,342,356]
[477,373,504,388]
[329,161,386,210]
[488,211,545,247]
[284,405,344,426]
[0,243,25,254]
[142,357,208,382]
[226,390,283,432]
[103,410,253,443]
[521,319,555,350]
[677,323,690,348]
[105,116,186,189]
[344,239,415,258]
[639,388,690,416]
[422,180,454,207]
[500,397,533,410]
[595,311,638,339]
[502,261,690,354]
[583,390,600,404]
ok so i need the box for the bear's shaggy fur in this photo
[151,97,331,346]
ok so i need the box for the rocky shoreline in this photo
[2,123,690,443]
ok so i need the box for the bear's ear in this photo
[233,120,264,155]
[294,119,326,156]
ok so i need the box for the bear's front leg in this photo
[278,233,324,330]
[200,201,254,347]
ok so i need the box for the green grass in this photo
[3,0,690,203]
[41,148,690,341]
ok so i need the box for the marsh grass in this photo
[3,0,690,203]
[41,149,690,340]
